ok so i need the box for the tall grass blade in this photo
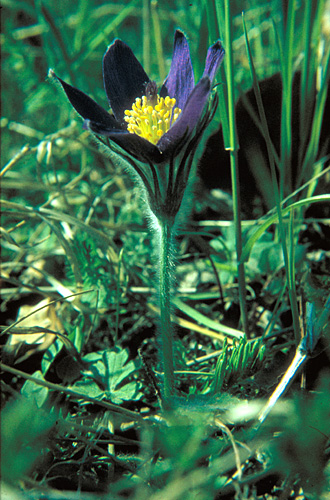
[213,0,248,336]
[242,13,300,344]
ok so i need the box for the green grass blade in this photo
[213,0,248,336]
[73,0,139,71]
[242,12,300,344]
[174,298,244,340]
[241,194,330,263]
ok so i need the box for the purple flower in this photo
[50,30,224,164]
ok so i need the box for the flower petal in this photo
[85,120,164,163]
[50,70,120,129]
[103,40,150,123]
[203,41,225,82]
[157,76,211,153]
[160,30,194,110]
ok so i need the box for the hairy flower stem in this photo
[156,217,175,405]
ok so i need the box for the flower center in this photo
[124,93,182,145]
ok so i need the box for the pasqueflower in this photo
[50,30,224,165]
[50,30,225,403]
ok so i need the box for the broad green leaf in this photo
[103,348,141,404]
[72,347,142,405]
[21,370,49,408]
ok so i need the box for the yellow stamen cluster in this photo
[124,95,181,145]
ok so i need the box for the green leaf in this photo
[41,339,62,376]
[72,347,142,405]
[103,348,141,404]
[21,370,49,408]
[1,396,55,484]
[69,378,104,400]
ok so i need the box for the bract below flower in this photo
[50,30,224,164]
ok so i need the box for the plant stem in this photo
[156,217,175,403]
[221,0,249,336]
